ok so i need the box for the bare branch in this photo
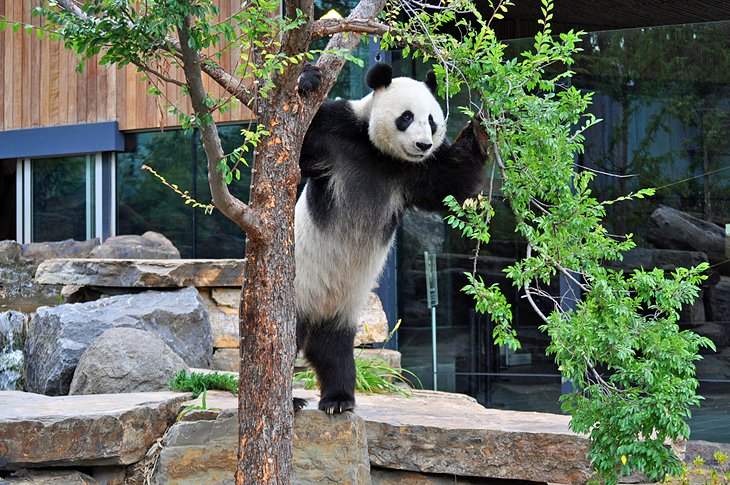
[311,18,391,37]
[177,16,271,244]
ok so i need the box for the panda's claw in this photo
[318,397,355,414]
[293,397,308,412]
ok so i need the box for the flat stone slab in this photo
[188,389,592,484]
[0,391,190,470]
[35,259,245,288]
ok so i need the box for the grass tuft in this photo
[169,370,238,398]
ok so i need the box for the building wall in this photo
[0,0,253,132]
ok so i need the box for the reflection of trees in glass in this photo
[32,156,88,242]
[117,125,253,258]
[574,22,730,232]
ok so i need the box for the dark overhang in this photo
[0,121,125,159]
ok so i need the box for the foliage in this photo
[169,369,238,398]
[383,0,714,482]
[666,453,730,485]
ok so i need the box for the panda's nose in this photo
[416,142,432,152]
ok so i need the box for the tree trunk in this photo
[236,90,308,485]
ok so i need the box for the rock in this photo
[355,292,390,346]
[0,240,22,264]
[370,468,507,484]
[2,469,100,484]
[608,247,708,273]
[69,328,188,395]
[35,259,244,288]
[21,238,99,260]
[210,288,240,308]
[0,259,62,313]
[24,287,211,395]
[646,206,728,273]
[0,390,189,470]
[187,389,592,485]
[707,276,730,321]
[692,323,728,349]
[90,231,180,259]
[152,397,370,485]
[685,440,730,465]
[199,289,239,349]
[401,209,446,255]
[695,349,730,379]
[211,348,238,372]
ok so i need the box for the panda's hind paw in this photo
[298,64,322,96]
[318,397,355,414]
[293,397,308,412]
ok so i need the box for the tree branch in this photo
[177,16,271,244]
[53,0,255,107]
[311,18,391,37]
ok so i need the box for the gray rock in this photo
[647,206,728,273]
[211,348,238,372]
[2,469,100,484]
[708,276,730,322]
[69,328,188,395]
[152,402,370,485]
[90,231,180,259]
[0,240,22,264]
[24,287,211,395]
[607,247,708,272]
[21,238,99,260]
[0,390,189,470]
[35,258,245,288]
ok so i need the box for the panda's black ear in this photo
[366,63,393,90]
[424,70,437,94]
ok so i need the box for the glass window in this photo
[31,156,93,242]
[116,125,252,259]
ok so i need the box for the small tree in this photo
[11,0,389,483]
[386,0,713,482]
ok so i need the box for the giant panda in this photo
[295,62,489,414]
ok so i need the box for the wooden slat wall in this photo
[0,1,253,133]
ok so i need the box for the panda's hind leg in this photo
[303,317,356,414]
[293,318,310,412]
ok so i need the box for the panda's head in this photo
[363,63,446,163]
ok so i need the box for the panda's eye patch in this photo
[395,110,414,132]
[428,114,437,135]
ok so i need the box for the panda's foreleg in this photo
[303,317,357,414]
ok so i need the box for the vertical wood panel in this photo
[1,1,255,133]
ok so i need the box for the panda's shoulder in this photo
[310,98,368,138]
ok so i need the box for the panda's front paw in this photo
[318,396,355,414]
[293,397,308,412]
[298,64,322,96]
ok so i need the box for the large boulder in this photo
[24,287,211,395]
[707,276,730,322]
[35,258,244,288]
[0,390,189,471]
[647,206,728,273]
[21,238,99,260]
[90,231,180,259]
[69,328,188,395]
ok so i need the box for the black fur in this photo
[295,65,487,413]
[366,62,393,90]
[298,64,322,95]
[395,110,414,132]
[425,70,437,94]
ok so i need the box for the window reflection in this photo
[117,125,251,259]
[31,156,92,242]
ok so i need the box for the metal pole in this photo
[431,305,438,391]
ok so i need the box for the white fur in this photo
[367,77,446,163]
[294,77,446,328]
